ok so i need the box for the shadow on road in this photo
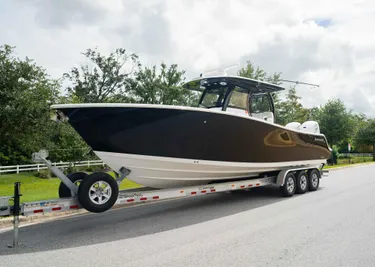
[0,185,317,255]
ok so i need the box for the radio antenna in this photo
[279,79,320,89]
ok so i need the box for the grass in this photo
[0,171,141,203]
[323,159,375,169]
[323,164,351,169]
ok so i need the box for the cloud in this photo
[1,0,375,116]
[111,0,172,57]
[16,0,107,29]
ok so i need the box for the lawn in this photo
[0,171,141,203]
[323,156,374,169]
[323,160,375,169]
[323,164,352,169]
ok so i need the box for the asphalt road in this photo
[1,165,375,267]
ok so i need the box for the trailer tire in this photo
[296,171,308,194]
[308,169,320,191]
[77,172,119,213]
[280,172,296,197]
[58,172,88,198]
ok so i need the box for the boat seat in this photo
[251,112,274,123]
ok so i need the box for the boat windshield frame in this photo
[190,76,277,117]
[197,84,230,109]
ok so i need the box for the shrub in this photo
[64,166,80,175]
[94,166,111,173]
[85,167,94,172]
[35,169,51,179]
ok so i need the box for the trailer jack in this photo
[7,182,22,248]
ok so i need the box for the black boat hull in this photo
[52,104,331,188]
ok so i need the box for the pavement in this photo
[1,164,375,267]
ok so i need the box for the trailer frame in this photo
[1,150,328,248]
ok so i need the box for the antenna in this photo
[280,79,320,89]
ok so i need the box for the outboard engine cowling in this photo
[300,121,320,134]
[285,122,301,131]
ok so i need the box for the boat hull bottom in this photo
[94,151,326,189]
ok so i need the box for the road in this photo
[1,165,375,267]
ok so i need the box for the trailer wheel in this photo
[280,172,296,197]
[77,172,119,213]
[58,172,88,198]
[308,169,320,191]
[296,171,308,194]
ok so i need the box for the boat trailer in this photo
[0,150,329,248]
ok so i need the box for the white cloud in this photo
[1,0,375,115]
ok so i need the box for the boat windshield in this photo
[251,93,272,113]
[199,86,228,108]
[227,86,249,110]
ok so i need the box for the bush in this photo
[327,147,338,165]
[94,166,111,173]
[62,165,92,175]
[63,166,80,175]
[337,154,352,159]
[337,156,373,165]
[85,167,94,172]
[35,169,51,179]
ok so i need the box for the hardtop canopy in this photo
[183,75,285,93]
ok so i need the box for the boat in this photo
[51,75,331,188]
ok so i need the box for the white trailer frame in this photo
[1,167,328,216]
[0,150,328,247]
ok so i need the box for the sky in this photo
[1,0,374,116]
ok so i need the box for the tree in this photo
[355,119,375,160]
[130,63,199,106]
[277,86,309,125]
[351,113,368,130]
[0,45,60,165]
[47,121,94,163]
[63,47,140,103]
[238,61,288,124]
[335,113,368,152]
[316,99,354,147]
[0,45,95,165]
[306,107,321,121]
[238,60,282,85]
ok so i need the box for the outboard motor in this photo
[285,122,301,131]
[300,121,320,134]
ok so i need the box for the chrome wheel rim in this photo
[287,177,295,193]
[89,181,112,205]
[300,175,307,190]
[311,173,319,188]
